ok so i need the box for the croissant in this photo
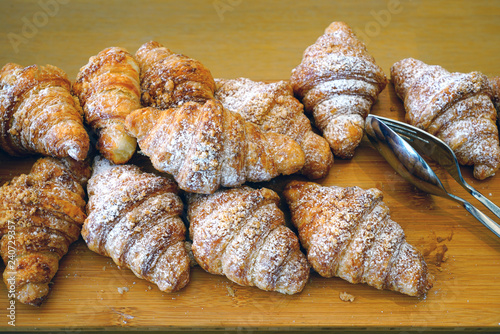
[125,99,305,194]
[81,157,191,292]
[135,41,215,109]
[73,47,141,164]
[187,186,310,294]
[283,180,433,297]
[0,157,91,306]
[0,63,89,160]
[391,58,500,180]
[215,77,333,179]
[290,21,388,159]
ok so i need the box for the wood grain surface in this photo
[0,0,500,331]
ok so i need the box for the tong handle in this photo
[468,187,500,222]
[451,194,500,238]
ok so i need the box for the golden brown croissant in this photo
[283,180,433,297]
[125,99,305,194]
[73,47,141,164]
[0,157,91,306]
[290,21,388,159]
[215,77,333,179]
[391,58,500,180]
[187,186,310,294]
[81,157,190,292]
[135,41,215,109]
[0,63,89,160]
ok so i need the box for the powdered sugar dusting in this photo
[127,100,305,194]
[82,158,190,292]
[0,63,89,160]
[289,21,387,159]
[391,58,500,179]
[283,181,433,297]
[215,77,333,179]
[187,186,309,294]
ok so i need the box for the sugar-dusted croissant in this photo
[135,41,215,109]
[290,21,388,159]
[283,180,433,297]
[0,157,91,306]
[125,99,305,194]
[391,58,500,180]
[73,47,141,164]
[0,63,89,160]
[81,157,190,292]
[187,186,310,294]
[215,77,333,179]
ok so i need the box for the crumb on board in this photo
[117,287,129,294]
[419,230,452,267]
[339,291,355,302]
[434,244,449,266]
[226,285,235,297]
[436,230,454,243]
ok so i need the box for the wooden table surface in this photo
[1,0,500,332]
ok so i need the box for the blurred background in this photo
[0,0,499,81]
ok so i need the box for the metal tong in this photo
[365,114,500,238]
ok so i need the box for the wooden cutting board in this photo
[0,83,499,331]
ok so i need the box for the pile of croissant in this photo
[1,21,499,306]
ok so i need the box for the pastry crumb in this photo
[434,244,448,266]
[226,285,235,297]
[339,291,355,302]
[117,287,129,294]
